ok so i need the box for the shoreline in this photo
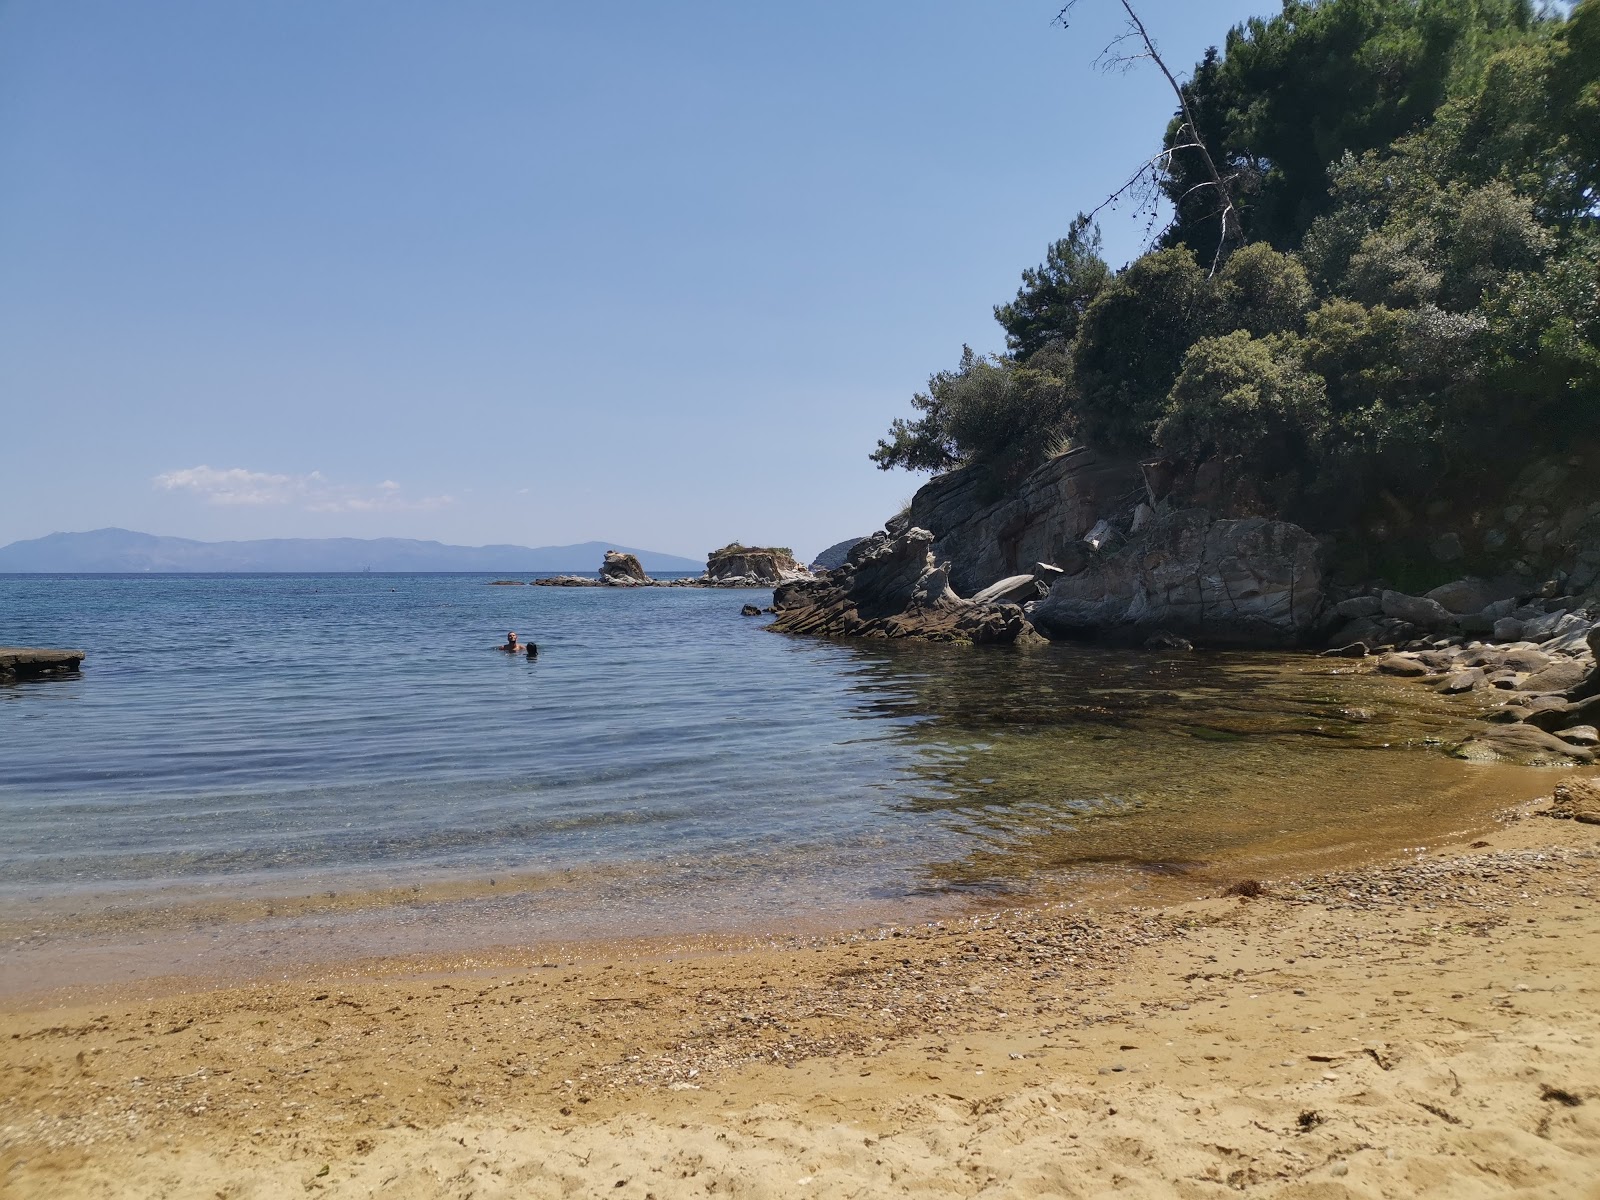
[5,784,1599,1198]
[0,749,1558,1007]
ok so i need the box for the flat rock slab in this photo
[0,647,85,681]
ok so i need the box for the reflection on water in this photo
[0,574,1563,987]
[838,641,1544,895]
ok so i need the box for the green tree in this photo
[1162,0,1550,257]
[870,345,1076,480]
[1072,248,1210,449]
[992,216,1111,360]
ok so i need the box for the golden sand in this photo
[5,791,1600,1199]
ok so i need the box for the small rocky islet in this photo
[493,544,812,589]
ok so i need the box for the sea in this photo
[0,572,1554,993]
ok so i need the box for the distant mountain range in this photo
[0,529,704,574]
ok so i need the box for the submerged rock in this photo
[1027,509,1323,647]
[1456,724,1595,765]
[0,647,85,681]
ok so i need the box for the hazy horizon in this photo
[2,1,1267,558]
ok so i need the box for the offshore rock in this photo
[703,544,810,587]
[769,527,1031,644]
[1028,509,1324,647]
[904,447,1143,597]
[600,550,652,585]
[0,647,85,681]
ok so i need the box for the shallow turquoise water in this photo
[0,573,1556,985]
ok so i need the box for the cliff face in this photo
[1029,510,1324,648]
[904,447,1143,597]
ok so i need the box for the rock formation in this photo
[770,528,1032,645]
[1028,509,1324,647]
[1338,602,1600,764]
[901,447,1143,597]
[599,550,652,586]
[0,647,84,681]
[702,544,810,587]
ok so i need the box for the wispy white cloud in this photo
[154,465,453,512]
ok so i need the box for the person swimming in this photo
[499,632,539,658]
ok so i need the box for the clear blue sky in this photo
[1,1,1268,561]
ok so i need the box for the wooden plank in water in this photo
[0,647,86,681]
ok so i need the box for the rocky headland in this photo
[767,443,1600,764]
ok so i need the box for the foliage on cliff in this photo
[873,0,1600,524]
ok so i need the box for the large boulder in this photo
[904,447,1143,596]
[1380,590,1456,630]
[1423,576,1525,615]
[770,527,1031,644]
[1028,509,1324,647]
[600,550,652,585]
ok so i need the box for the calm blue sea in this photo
[0,573,1552,985]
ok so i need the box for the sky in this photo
[1,0,1270,562]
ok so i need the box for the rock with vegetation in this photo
[867,0,1600,605]
[702,543,809,587]
[1027,509,1324,647]
[770,528,1033,645]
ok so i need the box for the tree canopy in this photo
[873,0,1600,529]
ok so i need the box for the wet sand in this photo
[5,783,1600,1198]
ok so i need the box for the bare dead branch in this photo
[1055,0,1243,273]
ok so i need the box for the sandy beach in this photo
[4,785,1600,1200]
